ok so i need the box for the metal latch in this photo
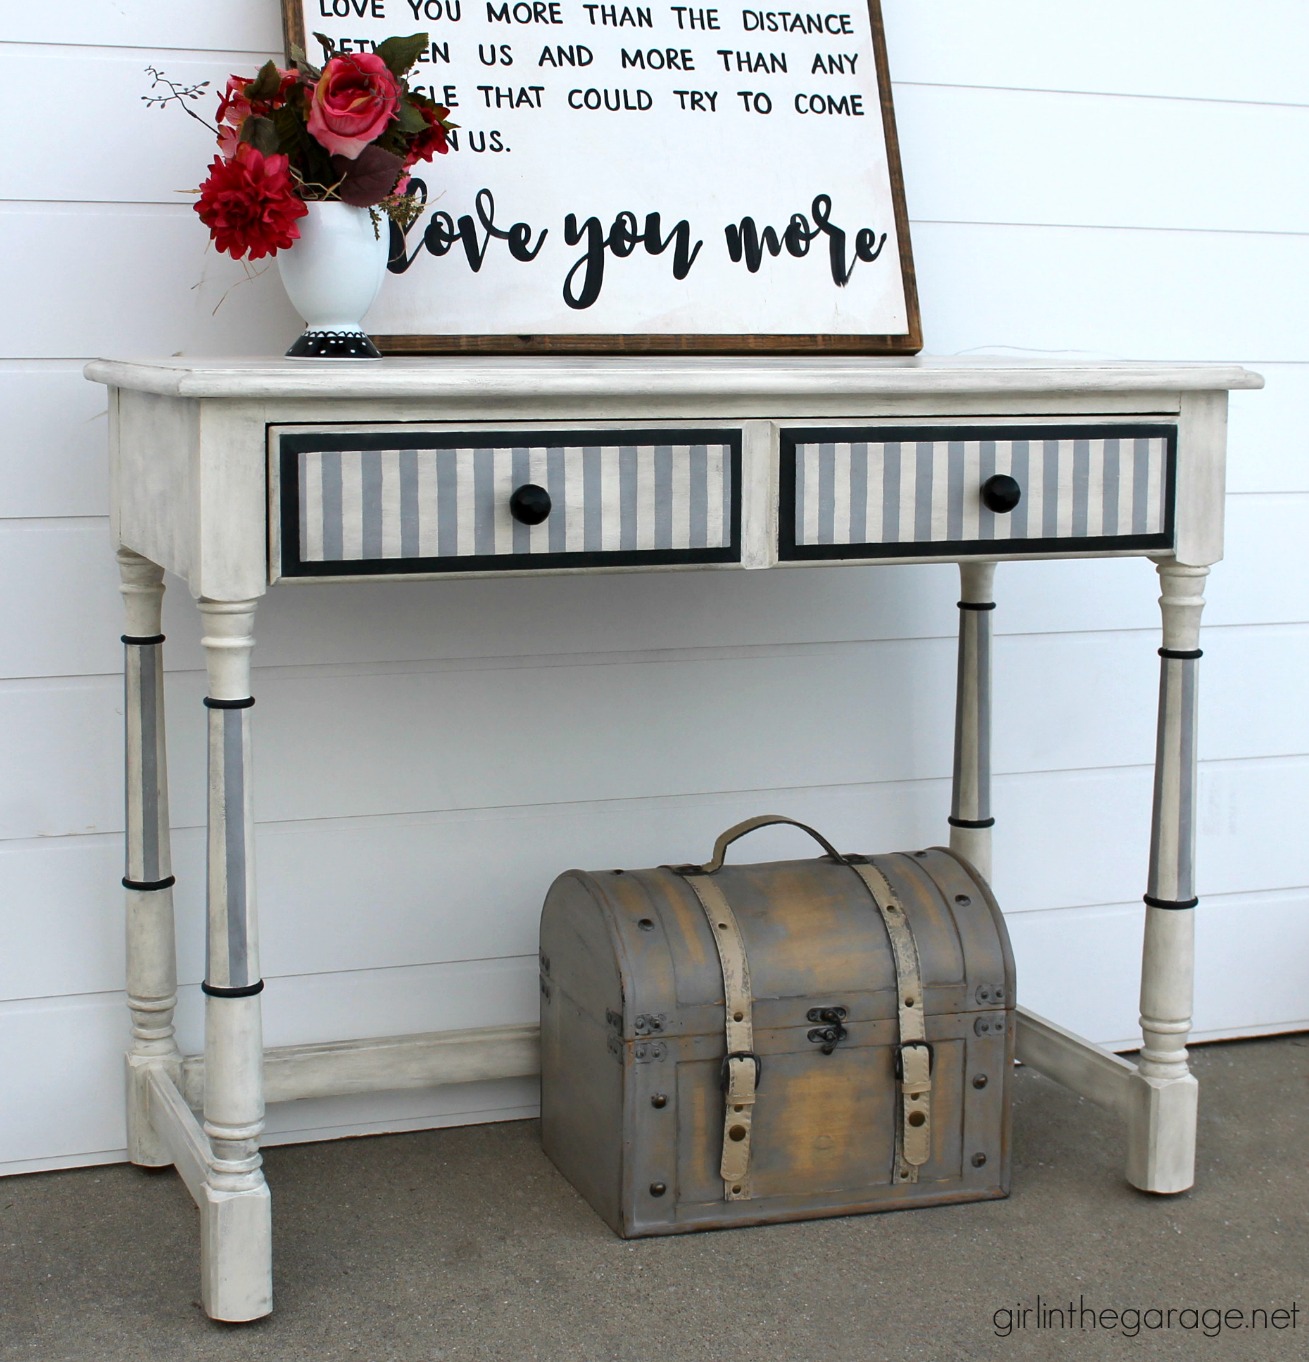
[806,1005,849,1054]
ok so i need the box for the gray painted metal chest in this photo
[539,817,1015,1236]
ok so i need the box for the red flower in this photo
[216,67,300,159]
[194,144,308,261]
[307,53,401,159]
[404,102,451,168]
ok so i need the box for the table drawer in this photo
[272,427,741,579]
[779,424,1176,560]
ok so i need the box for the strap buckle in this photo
[894,1041,934,1081]
[720,1051,762,1092]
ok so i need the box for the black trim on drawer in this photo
[778,423,1177,562]
[274,427,742,579]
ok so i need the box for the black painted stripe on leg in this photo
[1143,894,1199,911]
[122,633,166,646]
[948,816,996,829]
[1158,647,1202,660]
[957,601,997,612]
[203,696,256,709]
[122,875,176,892]
[201,979,265,998]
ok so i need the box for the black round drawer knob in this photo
[509,483,552,525]
[981,473,1022,514]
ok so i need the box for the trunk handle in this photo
[699,815,848,873]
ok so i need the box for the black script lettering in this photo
[562,209,703,308]
[724,194,883,285]
[741,10,853,35]
[478,83,544,106]
[389,185,546,273]
[734,89,772,112]
[479,43,514,64]
[672,89,718,111]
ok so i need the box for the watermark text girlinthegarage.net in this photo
[993,1295,1300,1339]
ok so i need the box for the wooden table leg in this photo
[949,561,996,883]
[118,549,181,1165]
[1126,558,1206,1193]
[197,597,272,1320]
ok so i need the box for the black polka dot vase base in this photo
[285,328,383,360]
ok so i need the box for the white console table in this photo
[86,355,1261,1321]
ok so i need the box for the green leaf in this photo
[395,98,428,135]
[312,31,338,63]
[288,43,321,81]
[246,60,282,102]
[375,33,428,78]
[238,115,279,156]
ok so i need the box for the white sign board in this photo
[285,0,920,352]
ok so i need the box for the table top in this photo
[84,355,1264,402]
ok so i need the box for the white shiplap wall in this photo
[3,1,1307,1174]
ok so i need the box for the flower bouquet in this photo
[148,33,452,357]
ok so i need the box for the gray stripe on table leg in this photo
[399,449,420,558]
[320,450,343,561]
[222,709,249,989]
[620,446,638,551]
[977,609,992,821]
[1176,658,1197,902]
[881,443,900,543]
[139,646,160,882]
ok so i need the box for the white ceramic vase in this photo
[277,201,389,359]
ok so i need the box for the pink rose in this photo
[307,53,401,160]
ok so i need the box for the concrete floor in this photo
[2,1036,1305,1362]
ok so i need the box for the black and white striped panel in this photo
[276,430,740,577]
[204,702,259,995]
[123,637,171,889]
[1147,652,1200,908]
[782,425,1175,558]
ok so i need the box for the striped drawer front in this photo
[274,429,740,578]
[781,425,1176,560]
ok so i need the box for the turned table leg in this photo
[118,549,182,1165]
[1126,559,1206,1193]
[949,561,996,883]
[197,598,272,1320]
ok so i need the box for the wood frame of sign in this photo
[281,0,921,355]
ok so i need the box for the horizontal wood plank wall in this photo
[2,1,1306,1172]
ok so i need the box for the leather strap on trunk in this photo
[851,861,933,1181]
[679,871,758,1201]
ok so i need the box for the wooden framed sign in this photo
[283,0,920,353]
